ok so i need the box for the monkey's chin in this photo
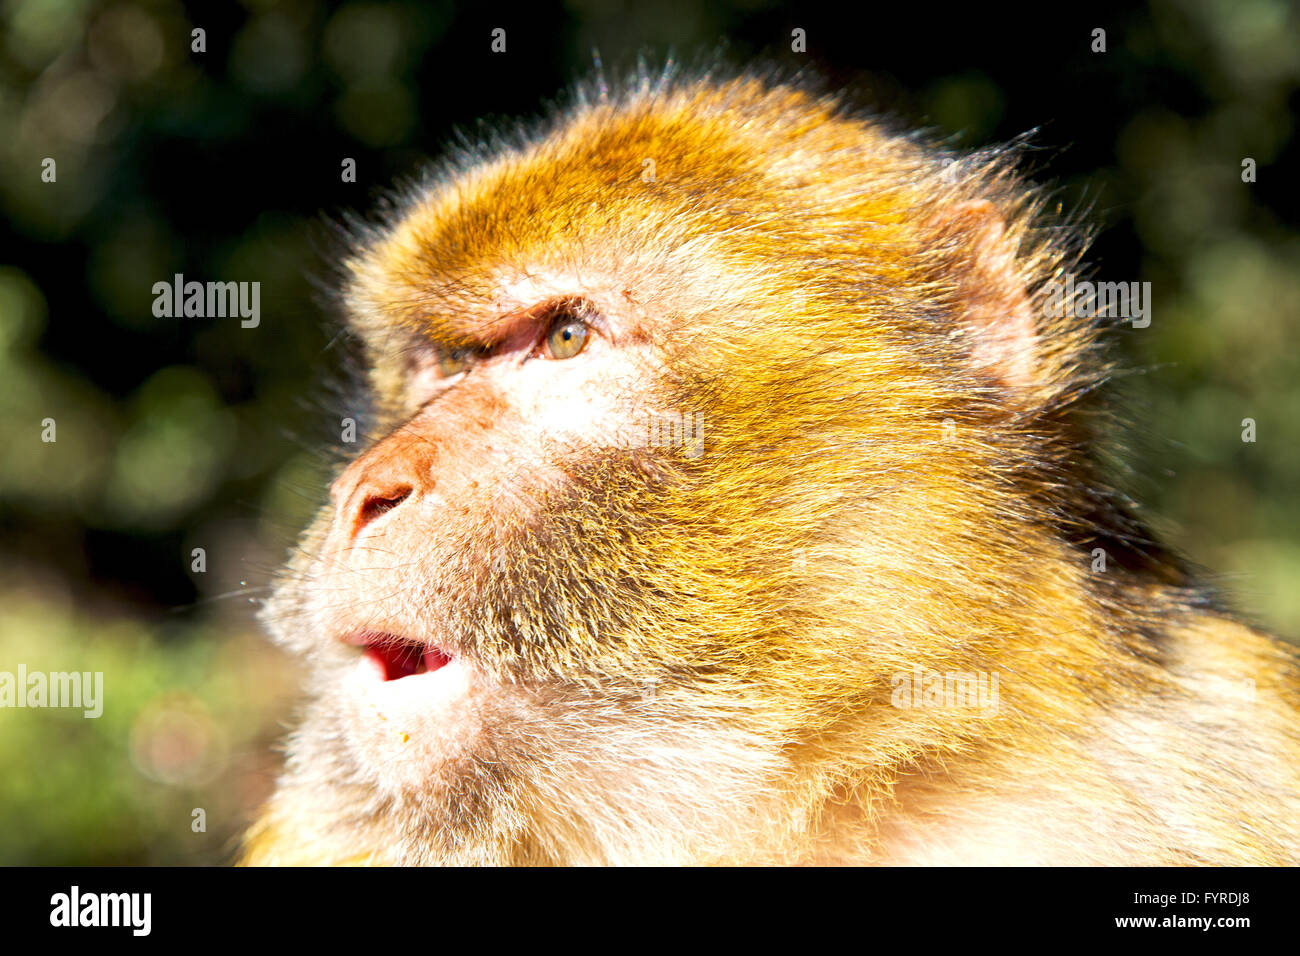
[337,649,482,793]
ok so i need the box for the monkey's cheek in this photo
[338,653,481,792]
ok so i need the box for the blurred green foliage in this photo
[0,588,295,864]
[0,0,1297,863]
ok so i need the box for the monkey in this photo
[242,68,1300,866]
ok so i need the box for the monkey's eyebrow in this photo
[423,296,600,354]
[409,310,529,355]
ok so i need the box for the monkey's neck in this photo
[784,525,1211,864]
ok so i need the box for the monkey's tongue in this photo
[366,641,452,682]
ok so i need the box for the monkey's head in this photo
[253,72,1116,865]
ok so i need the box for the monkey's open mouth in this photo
[361,636,452,682]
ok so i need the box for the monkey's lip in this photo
[339,633,476,778]
[344,632,453,682]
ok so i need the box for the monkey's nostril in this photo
[358,488,412,530]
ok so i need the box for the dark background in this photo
[1,0,1296,863]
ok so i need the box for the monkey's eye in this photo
[438,348,470,378]
[544,315,589,360]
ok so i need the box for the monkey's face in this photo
[262,79,1075,863]
[270,223,813,859]
[289,269,698,798]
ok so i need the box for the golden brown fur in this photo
[244,68,1300,866]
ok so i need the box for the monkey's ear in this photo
[939,200,1039,391]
